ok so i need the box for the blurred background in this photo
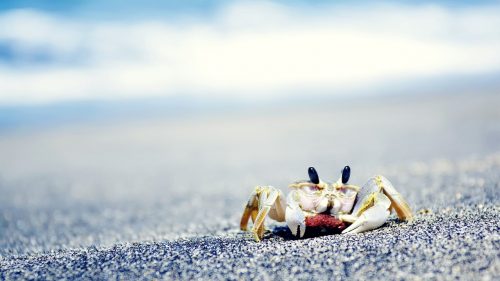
[0,0,499,255]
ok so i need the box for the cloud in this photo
[0,2,499,105]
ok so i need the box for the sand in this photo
[1,92,499,280]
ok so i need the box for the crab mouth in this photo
[327,200,334,209]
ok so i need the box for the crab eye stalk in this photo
[308,167,320,184]
[342,166,351,184]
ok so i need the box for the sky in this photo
[0,0,499,105]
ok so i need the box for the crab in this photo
[240,166,413,241]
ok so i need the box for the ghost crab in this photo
[240,166,413,241]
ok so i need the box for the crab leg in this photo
[378,176,413,220]
[240,189,259,231]
[239,186,285,241]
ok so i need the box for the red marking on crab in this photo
[305,213,347,235]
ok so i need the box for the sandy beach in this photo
[0,92,499,280]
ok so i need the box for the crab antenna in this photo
[308,167,320,184]
[341,166,351,184]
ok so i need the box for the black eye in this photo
[308,167,320,184]
[342,166,350,184]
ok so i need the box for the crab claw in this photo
[285,206,306,238]
[342,192,391,234]
[341,205,389,234]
